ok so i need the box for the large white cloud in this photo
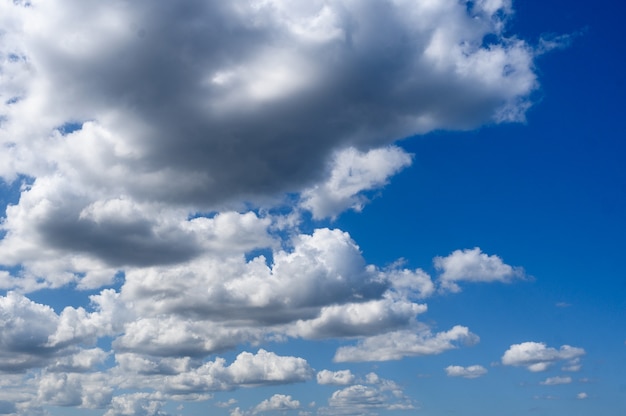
[0,0,537,276]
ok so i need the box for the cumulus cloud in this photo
[253,394,300,413]
[319,381,414,415]
[334,325,479,362]
[317,370,356,386]
[300,146,412,219]
[103,393,167,416]
[501,342,585,372]
[435,247,526,292]
[445,365,487,379]
[0,0,537,279]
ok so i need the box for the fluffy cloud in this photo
[116,350,313,395]
[37,372,113,409]
[435,247,526,292]
[317,370,356,386]
[103,393,167,416]
[501,342,585,372]
[334,325,479,362]
[319,380,414,415]
[300,146,412,219]
[0,0,536,201]
[0,0,537,278]
[445,365,487,379]
[253,394,300,413]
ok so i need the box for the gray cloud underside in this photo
[2,0,536,206]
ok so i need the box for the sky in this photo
[0,0,624,415]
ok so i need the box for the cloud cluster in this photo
[0,0,537,279]
[0,0,549,413]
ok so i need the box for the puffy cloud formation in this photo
[253,394,300,413]
[300,146,413,219]
[318,372,415,415]
[0,0,549,413]
[501,342,586,372]
[435,247,526,292]
[445,365,488,379]
[317,370,356,386]
[334,325,479,362]
[0,0,536,281]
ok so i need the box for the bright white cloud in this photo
[540,376,572,386]
[334,325,479,362]
[0,0,537,282]
[576,392,588,400]
[254,394,300,413]
[300,146,412,219]
[435,247,526,292]
[317,370,356,386]
[103,393,166,416]
[445,365,488,379]
[319,378,415,415]
[501,342,585,372]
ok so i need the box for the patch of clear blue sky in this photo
[331,0,626,414]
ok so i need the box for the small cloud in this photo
[217,399,238,408]
[445,365,487,379]
[556,302,571,308]
[540,376,572,386]
[317,370,356,385]
[253,394,300,413]
[501,342,585,372]
[576,392,588,400]
[435,248,526,293]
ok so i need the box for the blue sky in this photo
[0,0,624,415]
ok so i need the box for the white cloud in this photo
[445,365,487,379]
[540,376,572,386]
[317,370,356,386]
[576,392,588,400]
[501,342,585,372]
[0,0,538,281]
[334,325,479,362]
[300,146,412,219]
[103,393,166,416]
[254,394,300,413]
[289,298,427,339]
[319,379,415,416]
[37,372,113,409]
[435,247,526,292]
[387,267,435,300]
